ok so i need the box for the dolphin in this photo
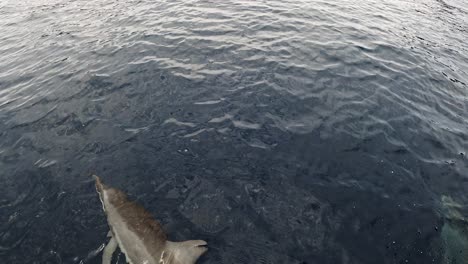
[93,175,208,264]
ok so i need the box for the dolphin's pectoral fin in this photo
[102,237,118,264]
[163,240,208,264]
[159,251,168,264]
[160,250,179,264]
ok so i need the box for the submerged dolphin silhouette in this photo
[93,175,208,264]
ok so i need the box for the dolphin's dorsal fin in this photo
[160,240,208,264]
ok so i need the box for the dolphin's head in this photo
[180,240,208,262]
[164,240,208,264]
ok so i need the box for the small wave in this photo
[232,120,261,130]
[194,98,225,105]
[34,159,57,168]
[163,118,196,128]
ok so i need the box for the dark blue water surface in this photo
[1,0,468,263]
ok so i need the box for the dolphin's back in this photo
[94,175,208,264]
[94,175,167,263]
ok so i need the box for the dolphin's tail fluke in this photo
[93,174,106,194]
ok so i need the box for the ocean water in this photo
[0,0,467,263]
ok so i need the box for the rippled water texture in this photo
[1,0,468,263]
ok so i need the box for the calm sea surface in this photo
[1,0,467,263]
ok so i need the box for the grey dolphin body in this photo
[93,175,208,264]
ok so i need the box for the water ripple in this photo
[1,0,467,263]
